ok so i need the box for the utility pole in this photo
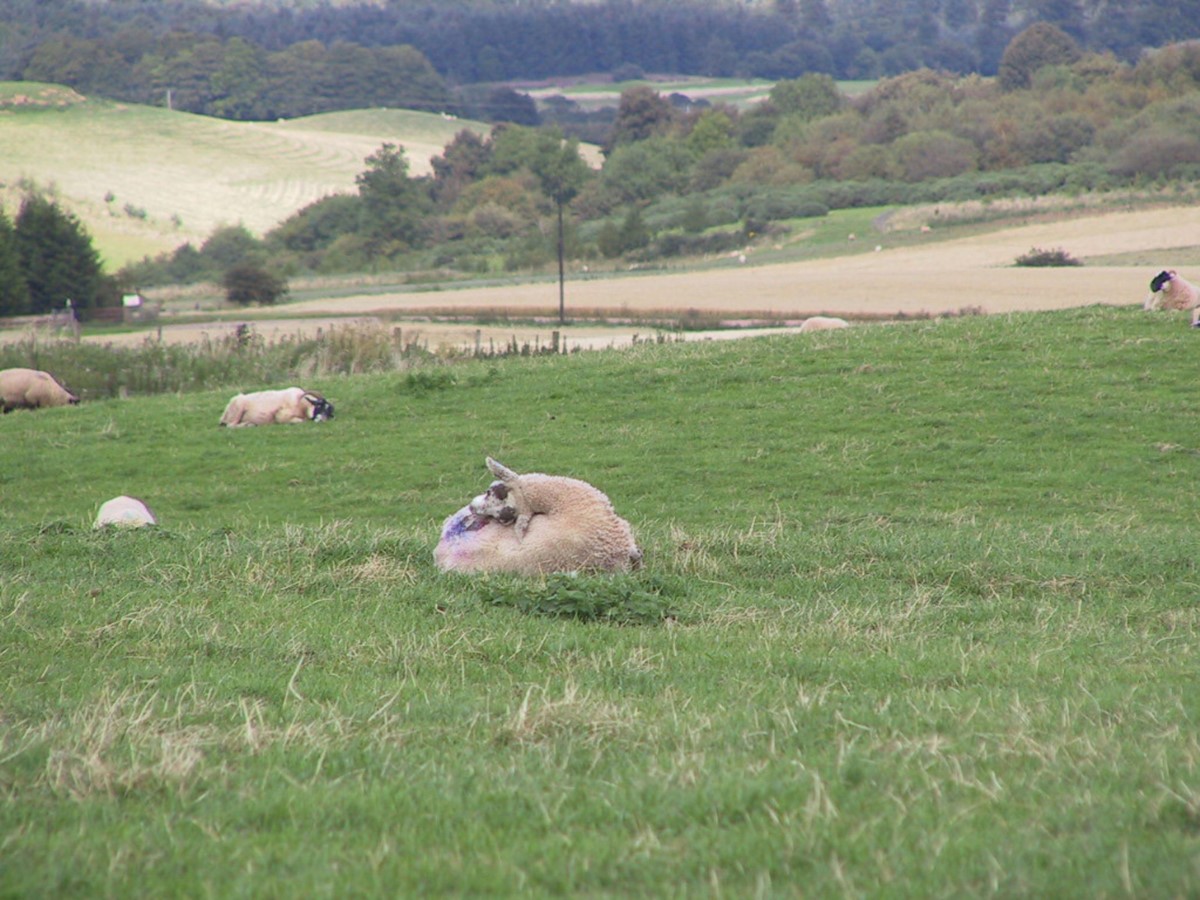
[557,201,566,324]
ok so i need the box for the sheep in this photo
[435,457,642,575]
[798,316,850,332]
[0,367,79,413]
[94,495,156,529]
[218,387,334,427]
[1144,270,1200,326]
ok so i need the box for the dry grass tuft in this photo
[495,681,633,748]
[37,685,213,799]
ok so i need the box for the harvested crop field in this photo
[280,206,1198,321]
[2,205,1197,353]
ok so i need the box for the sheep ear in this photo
[486,457,518,482]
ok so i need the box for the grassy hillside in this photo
[2,306,1199,896]
[0,83,485,268]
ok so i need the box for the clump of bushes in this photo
[640,229,746,261]
[1014,246,1083,266]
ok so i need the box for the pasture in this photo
[3,304,1200,896]
[526,76,777,111]
[526,75,877,114]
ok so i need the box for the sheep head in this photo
[469,461,519,524]
[1150,270,1175,293]
[304,392,335,422]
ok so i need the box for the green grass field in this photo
[3,305,1199,896]
[526,76,875,113]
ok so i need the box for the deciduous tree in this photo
[602,137,693,203]
[998,22,1082,91]
[606,86,677,152]
[431,130,491,209]
[892,129,978,180]
[223,262,288,306]
[355,143,432,253]
[769,73,843,121]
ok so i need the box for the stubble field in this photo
[11,203,1191,355]
[278,204,1197,320]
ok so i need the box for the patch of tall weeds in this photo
[0,320,577,401]
[0,323,439,400]
[475,573,684,625]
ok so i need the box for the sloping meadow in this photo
[2,305,1198,896]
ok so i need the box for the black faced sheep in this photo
[0,367,79,412]
[435,457,642,575]
[94,496,156,529]
[218,387,334,427]
[1144,270,1200,326]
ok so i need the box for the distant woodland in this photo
[109,34,1200,292]
[2,0,1200,122]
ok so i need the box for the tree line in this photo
[112,28,1200,302]
[2,0,1200,123]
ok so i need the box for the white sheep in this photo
[1143,270,1200,326]
[94,495,157,529]
[435,457,642,574]
[218,387,334,427]
[0,367,79,413]
[799,316,850,332]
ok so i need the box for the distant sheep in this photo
[219,387,334,427]
[435,457,642,575]
[0,367,79,413]
[94,496,156,529]
[1144,270,1200,326]
[799,316,850,332]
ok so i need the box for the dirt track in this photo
[3,206,1195,351]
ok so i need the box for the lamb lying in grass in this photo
[0,367,79,412]
[1143,270,1200,326]
[219,387,334,427]
[94,496,156,529]
[434,457,642,574]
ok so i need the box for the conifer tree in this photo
[0,208,30,317]
[14,194,114,314]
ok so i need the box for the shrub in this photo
[742,194,829,222]
[1014,246,1083,267]
[610,62,645,83]
[597,207,652,258]
[643,229,745,260]
[222,262,288,306]
[892,130,979,182]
